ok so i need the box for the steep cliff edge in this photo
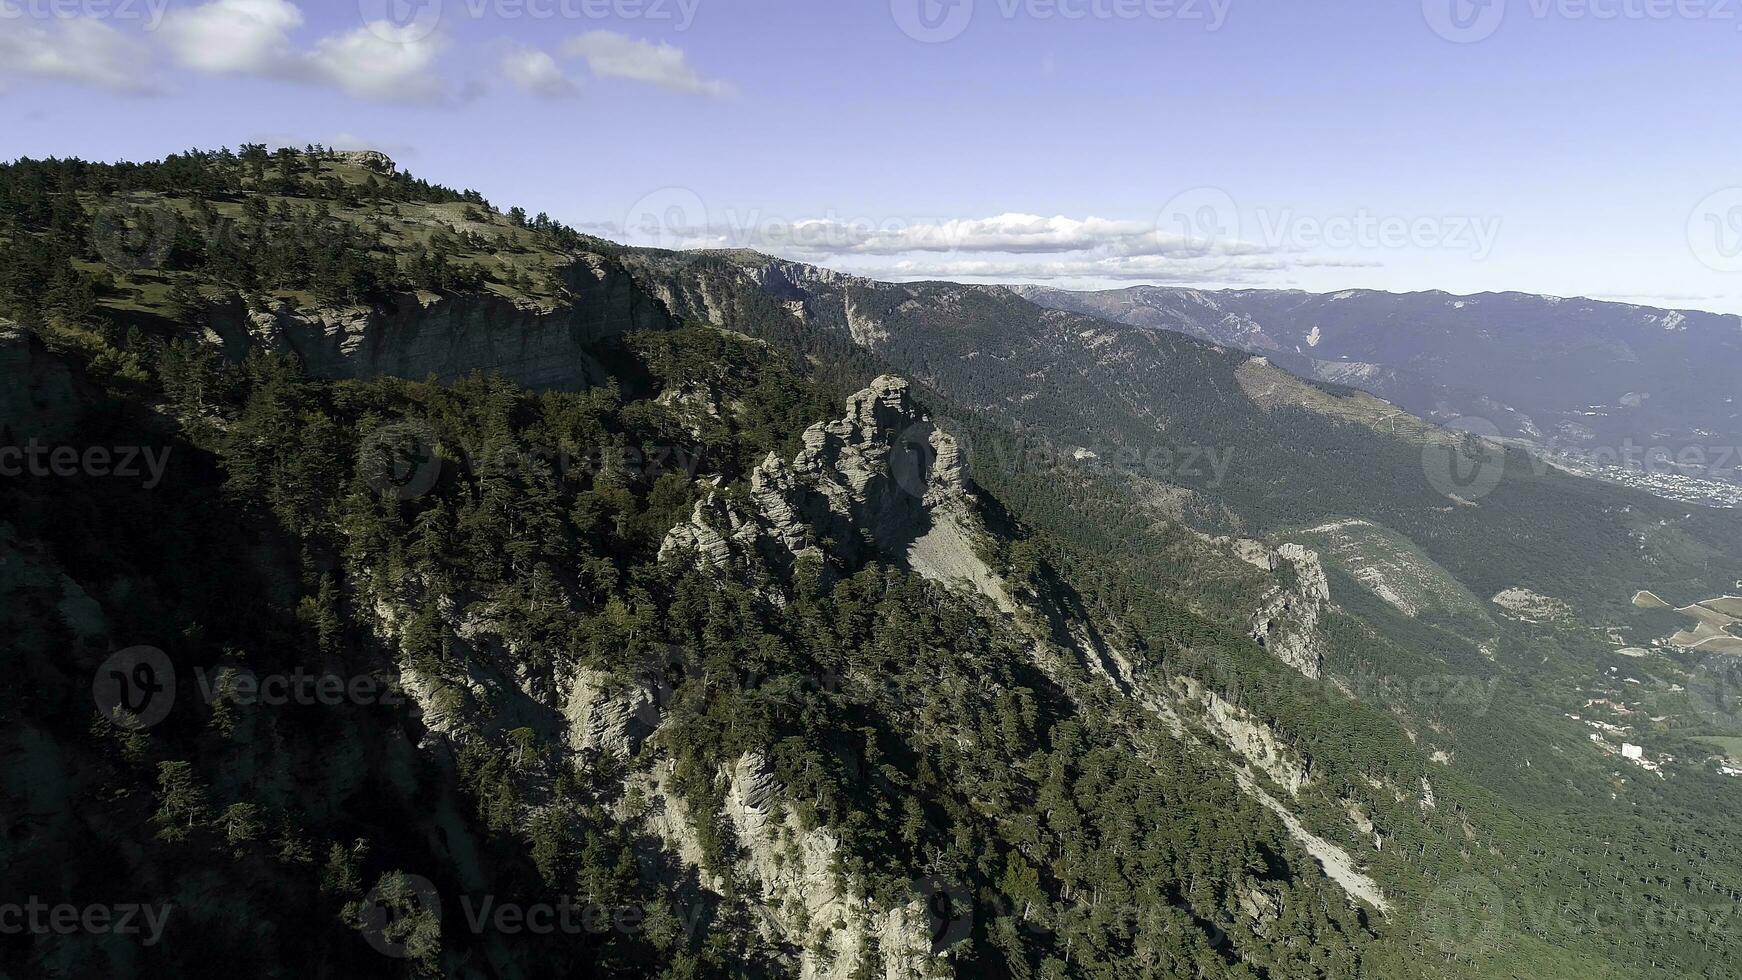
[206,253,670,389]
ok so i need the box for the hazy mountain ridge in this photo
[1012,284,1742,484]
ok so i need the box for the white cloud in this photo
[0,17,158,94]
[501,48,580,99]
[158,0,302,75]
[157,0,447,103]
[561,31,732,97]
[309,23,447,104]
[857,254,1377,285]
[599,205,1380,288]
[774,213,1248,258]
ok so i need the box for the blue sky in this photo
[3,0,1741,312]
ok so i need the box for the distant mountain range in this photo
[1011,285,1742,487]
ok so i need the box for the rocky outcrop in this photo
[332,149,396,173]
[663,376,1000,605]
[1239,542,1330,679]
[207,253,669,390]
[562,667,662,758]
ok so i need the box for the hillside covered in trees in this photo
[3,148,1740,980]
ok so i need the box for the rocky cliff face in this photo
[663,375,999,605]
[633,753,943,980]
[1210,536,1332,679]
[207,253,670,389]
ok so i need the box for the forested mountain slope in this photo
[2,148,1740,980]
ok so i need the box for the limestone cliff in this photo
[206,253,669,389]
[1235,541,1332,679]
[632,753,945,980]
[663,375,1007,608]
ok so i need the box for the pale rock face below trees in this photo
[632,753,941,980]
[206,254,668,389]
[563,668,661,759]
[1217,535,1333,679]
[663,375,992,603]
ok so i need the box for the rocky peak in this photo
[333,149,396,173]
[663,375,973,589]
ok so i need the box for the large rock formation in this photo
[663,376,991,600]
[1242,542,1332,679]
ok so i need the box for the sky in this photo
[2,0,1741,313]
